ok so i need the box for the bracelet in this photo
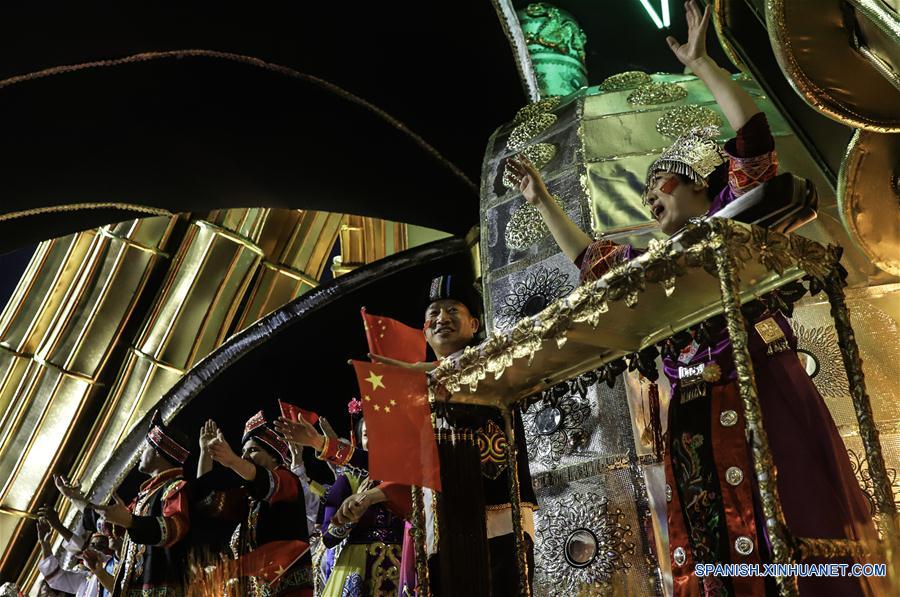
[316,436,355,467]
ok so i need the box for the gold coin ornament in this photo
[702,362,722,383]
[506,195,564,250]
[657,105,722,139]
[600,70,652,92]
[513,96,562,124]
[627,82,688,105]
[508,113,558,151]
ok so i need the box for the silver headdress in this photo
[646,125,727,188]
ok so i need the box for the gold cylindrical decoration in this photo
[332,215,393,277]
[765,0,900,131]
[0,360,96,512]
[234,210,342,330]
[37,218,176,379]
[134,219,265,369]
[69,348,186,493]
[710,222,798,596]
[0,231,97,356]
[502,407,531,597]
[69,215,265,495]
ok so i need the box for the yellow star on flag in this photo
[389,399,396,406]
[384,406,391,413]
[366,371,385,390]
[374,404,381,412]
[364,395,371,401]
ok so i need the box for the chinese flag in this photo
[361,307,426,363]
[278,399,318,425]
[236,539,309,583]
[351,360,440,490]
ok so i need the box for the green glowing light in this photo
[638,0,670,29]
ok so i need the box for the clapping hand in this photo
[207,436,243,469]
[274,415,325,451]
[94,495,132,529]
[36,518,53,558]
[53,474,94,512]
[333,478,376,526]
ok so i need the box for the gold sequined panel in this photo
[791,285,900,528]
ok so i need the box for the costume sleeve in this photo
[574,239,629,284]
[291,461,321,535]
[39,555,89,593]
[722,112,778,198]
[316,437,369,473]
[320,474,353,548]
[378,482,412,520]
[128,480,190,548]
[245,464,300,505]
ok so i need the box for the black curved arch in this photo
[87,236,474,500]
[0,3,529,251]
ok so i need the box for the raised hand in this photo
[95,494,132,529]
[666,1,711,69]
[506,155,552,207]
[274,416,325,451]
[207,436,244,469]
[53,474,93,511]
[36,518,53,557]
[199,419,220,451]
[81,548,104,573]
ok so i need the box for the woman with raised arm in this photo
[507,3,881,596]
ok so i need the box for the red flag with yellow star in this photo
[236,539,309,584]
[351,360,440,490]
[361,307,426,363]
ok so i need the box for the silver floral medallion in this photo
[790,321,848,398]
[535,492,635,593]
[495,266,574,329]
[524,393,591,469]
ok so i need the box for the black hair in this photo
[354,416,366,447]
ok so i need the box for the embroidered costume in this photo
[83,411,191,597]
[577,114,881,596]
[196,411,313,597]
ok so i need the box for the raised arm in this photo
[506,156,592,261]
[666,1,760,130]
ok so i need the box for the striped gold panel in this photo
[69,214,265,497]
[234,210,342,330]
[69,348,186,494]
[0,231,96,356]
[37,220,175,379]
[134,219,265,369]
[0,360,96,511]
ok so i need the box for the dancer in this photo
[506,3,881,595]
[199,411,313,596]
[54,410,191,596]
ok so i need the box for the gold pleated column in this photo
[331,215,408,277]
[0,217,176,569]
[0,231,97,455]
[69,213,267,496]
[233,209,343,331]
